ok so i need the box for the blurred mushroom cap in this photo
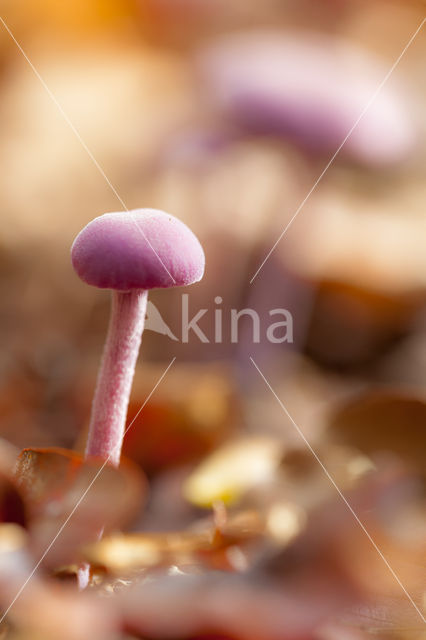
[198,30,416,165]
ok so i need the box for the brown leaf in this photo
[15,447,82,516]
[121,364,239,475]
[327,392,426,472]
[15,447,147,566]
[84,529,216,573]
[0,471,26,527]
[84,502,306,576]
[0,440,26,527]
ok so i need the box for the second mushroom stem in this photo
[85,289,148,467]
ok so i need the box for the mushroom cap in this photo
[198,31,416,166]
[71,209,205,291]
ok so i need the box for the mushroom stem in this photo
[85,289,148,467]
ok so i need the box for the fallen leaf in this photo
[327,392,426,473]
[183,437,285,508]
[15,447,147,566]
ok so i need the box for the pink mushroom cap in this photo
[71,209,205,291]
[198,31,416,166]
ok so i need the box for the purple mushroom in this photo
[197,31,416,166]
[71,209,205,467]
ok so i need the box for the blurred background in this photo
[2,3,426,637]
[0,0,425,514]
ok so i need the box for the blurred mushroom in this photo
[197,30,416,166]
